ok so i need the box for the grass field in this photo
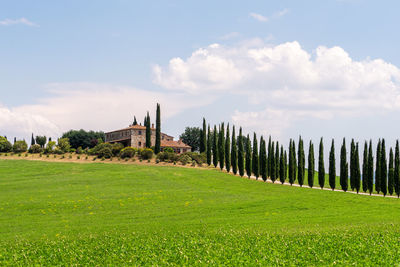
[1,159,400,265]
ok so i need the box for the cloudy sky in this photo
[1,0,400,150]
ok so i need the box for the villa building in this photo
[105,124,191,154]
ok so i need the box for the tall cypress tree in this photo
[362,141,368,192]
[225,125,231,173]
[388,147,394,196]
[245,134,252,178]
[395,140,400,198]
[354,143,361,193]
[375,139,381,193]
[267,136,272,178]
[284,150,288,183]
[275,141,280,182]
[340,138,348,192]
[212,125,218,168]
[145,112,151,148]
[368,140,374,195]
[155,104,161,154]
[350,139,355,191]
[329,139,336,190]
[297,137,305,187]
[381,139,387,196]
[288,140,294,185]
[308,141,315,188]
[260,137,267,181]
[218,123,225,171]
[292,140,297,184]
[31,133,35,146]
[318,137,325,189]
[252,133,259,179]
[279,146,285,184]
[231,126,238,175]
[271,142,276,182]
[207,125,212,165]
[200,118,207,153]
[238,128,245,177]
[133,116,138,125]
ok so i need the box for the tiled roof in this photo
[106,125,154,133]
[161,140,191,149]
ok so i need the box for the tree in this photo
[245,134,252,178]
[252,133,259,179]
[362,141,368,193]
[275,141,280,182]
[218,123,225,171]
[267,136,272,178]
[271,142,276,182]
[35,136,47,148]
[31,133,35,146]
[145,112,151,148]
[308,141,314,188]
[260,137,267,181]
[350,139,355,191]
[375,139,381,193]
[225,124,231,173]
[133,116,138,125]
[329,139,336,190]
[0,136,12,152]
[284,150,288,183]
[340,138,348,192]
[318,137,325,189]
[155,103,161,154]
[180,127,201,152]
[200,118,207,153]
[388,147,394,196]
[395,140,400,198]
[368,140,374,195]
[61,130,105,149]
[289,140,297,185]
[13,140,28,153]
[381,139,387,196]
[231,126,238,175]
[207,125,212,165]
[280,146,285,184]
[354,143,361,193]
[212,125,218,167]
[297,137,305,187]
[57,138,71,153]
[238,127,245,177]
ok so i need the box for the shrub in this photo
[44,141,56,154]
[97,147,113,159]
[112,143,124,156]
[179,152,206,165]
[156,151,178,163]
[92,143,112,155]
[53,147,64,155]
[0,136,12,152]
[179,154,192,165]
[69,148,76,153]
[163,147,174,153]
[13,140,28,153]
[76,147,83,154]
[120,147,136,159]
[140,148,153,160]
[28,144,43,154]
[57,138,71,153]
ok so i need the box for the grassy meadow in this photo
[1,159,400,265]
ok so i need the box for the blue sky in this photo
[1,0,400,151]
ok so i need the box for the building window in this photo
[138,141,142,147]
[177,148,181,153]
[138,131,142,135]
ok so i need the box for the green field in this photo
[1,159,400,265]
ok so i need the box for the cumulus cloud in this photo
[153,41,400,136]
[0,18,38,27]
[249,12,268,22]
[1,83,214,140]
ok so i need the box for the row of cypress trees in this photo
[201,118,400,197]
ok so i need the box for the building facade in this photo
[105,124,191,154]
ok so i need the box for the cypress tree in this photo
[381,139,387,196]
[368,140,374,195]
[340,138,348,192]
[308,141,314,188]
[207,125,212,165]
[31,133,35,146]
[284,150,288,183]
[218,123,225,171]
[238,128,245,177]
[252,133,259,179]
[231,126,238,175]
[375,139,381,193]
[271,142,276,182]
[288,140,294,185]
[275,141,280,182]
[212,125,218,168]
[280,146,285,184]
[354,143,361,193]
[267,136,272,178]
[245,134,252,178]
[388,147,394,196]
[145,112,151,148]
[155,104,161,154]
[318,137,325,189]
[395,140,400,198]
[200,118,207,153]
[350,139,355,190]
[260,137,267,181]
[133,116,137,125]
[329,139,336,190]
[292,140,297,184]
[225,125,231,173]
[13,137,16,144]
[362,141,368,192]
[297,137,305,187]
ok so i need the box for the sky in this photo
[1,0,400,152]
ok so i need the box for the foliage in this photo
[225,124,230,173]
[57,138,71,153]
[163,147,174,153]
[245,135,252,178]
[218,123,225,170]
[252,133,259,179]
[145,112,151,148]
[206,125,212,166]
[237,128,244,177]
[28,144,43,154]
[155,103,161,154]
[212,125,218,167]
[120,147,136,159]
[297,137,305,187]
[308,141,314,188]
[156,151,178,162]
[44,141,56,154]
[354,143,361,193]
[318,138,325,189]
[35,136,47,148]
[0,136,12,152]
[340,138,348,192]
[375,139,381,193]
[231,126,238,175]
[61,129,105,149]
[329,139,336,190]
[178,154,192,165]
[140,148,153,160]
[380,139,387,196]
[180,127,201,152]
[111,143,124,156]
[13,140,28,153]
[362,141,368,192]
[395,140,400,197]
[200,118,206,153]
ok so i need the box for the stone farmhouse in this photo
[105,124,191,154]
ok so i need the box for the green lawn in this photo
[1,160,399,265]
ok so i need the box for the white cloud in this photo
[249,12,268,22]
[153,41,400,137]
[0,18,38,27]
[249,9,289,23]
